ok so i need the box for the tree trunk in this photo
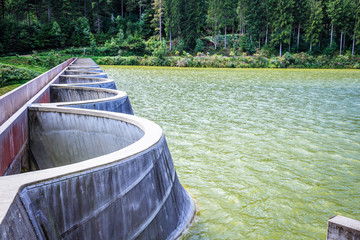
[121,0,124,19]
[84,0,86,17]
[169,25,172,51]
[139,4,142,20]
[214,22,217,50]
[96,15,101,32]
[48,5,51,23]
[340,32,343,55]
[297,23,300,53]
[352,31,356,56]
[265,23,268,44]
[159,1,162,41]
[279,42,282,57]
[310,40,312,52]
[225,24,227,49]
[259,37,261,49]
[1,0,4,19]
[289,26,292,52]
[330,23,333,47]
[28,4,31,26]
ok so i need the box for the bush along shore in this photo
[93,53,360,69]
[0,52,69,95]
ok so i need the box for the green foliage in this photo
[93,53,360,69]
[271,0,294,54]
[70,17,92,47]
[152,41,169,58]
[0,0,359,58]
[175,39,185,53]
[305,0,324,51]
[194,38,205,53]
[0,64,39,86]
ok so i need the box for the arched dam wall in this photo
[0,58,196,239]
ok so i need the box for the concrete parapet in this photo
[327,216,360,240]
[0,58,75,175]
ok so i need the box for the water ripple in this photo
[103,66,360,240]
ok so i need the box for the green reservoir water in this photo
[102,66,360,239]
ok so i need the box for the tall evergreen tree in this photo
[181,0,206,50]
[305,0,323,52]
[293,0,309,52]
[236,0,246,35]
[245,0,266,49]
[151,0,163,40]
[327,0,352,55]
[271,0,294,56]
[208,0,221,49]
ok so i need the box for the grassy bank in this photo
[1,50,359,96]
[92,53,360,69]
[0,53,69,95]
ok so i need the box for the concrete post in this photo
[327,215,360,240]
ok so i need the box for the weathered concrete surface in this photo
[72,58,98,66]
[58,76,116,89]
[50,85,117,102]
[327,215,360,240]
[63,70,107,78]
[49,85,133,114]
[0,58,75,175]
[0,107,196,240]
[67,67,103,72]
[29,108,142,169]
[0,58,196,239]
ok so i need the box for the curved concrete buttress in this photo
[47,85,134,115]
[63,71,108,78]
[58,76,116,90]
[0,106,196,240]
[66,67,103,72]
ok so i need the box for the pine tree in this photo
[236,0,246,35]
[220,0,237,49]
[182,0,206,50]
[208,0,221,49]
[327,0,352,55]
[245,0,266,49]
[305,0,323,52]
[271,0,294,56]
[293,0,310,52]
[151,0,163,41]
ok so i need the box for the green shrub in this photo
[0,64,39,86]
[195,38,205,53]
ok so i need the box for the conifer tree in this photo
[151,0,163,41]
[208,0,221,49]
[305,0,323,52]
[271,0,294,56]
[293,0,310,52]
[245,0,266,49]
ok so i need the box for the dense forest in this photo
[0,0,360,57]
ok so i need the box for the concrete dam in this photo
[0,58,196,239]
